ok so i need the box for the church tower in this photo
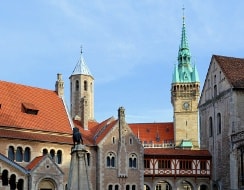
[70,48,94,130]
[171,11,200,148]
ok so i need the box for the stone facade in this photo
[199,55,244,190]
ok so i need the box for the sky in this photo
[1,1,244,123]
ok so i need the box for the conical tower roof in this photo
[71,49,92,77]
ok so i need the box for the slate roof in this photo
[214,55,244,88]
[0,80,72,134]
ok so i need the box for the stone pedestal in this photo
[67,144,90,190]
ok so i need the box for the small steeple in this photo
[71,47,92,76]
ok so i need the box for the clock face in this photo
[183,102,190,110]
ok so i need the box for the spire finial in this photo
[80,45,83,54]
[182,5,185,24]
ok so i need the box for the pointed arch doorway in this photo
[38,178,56,190]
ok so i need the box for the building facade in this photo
[199,55,244,190]
[0,14,212,190]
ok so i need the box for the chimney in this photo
[55,73,64,97]
[81,96,89,130]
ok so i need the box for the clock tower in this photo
[171,12,200,148]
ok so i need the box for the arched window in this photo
[16,146,23,162]
[50,149,55,160]
[126,185,130,190]
[84,81,87,91]
[106,152,115,168]
[217,113,221,134]
[108,184,113,190]
[214,85,217,97]
[9,174,16,190]
[115,185,119,190]
[209,117,213,137]
[132,185,136,190]
[17,179,24,190]
[57,150,62,164]
[42,148,48,155]
[75,80,79,91]
[129,153,137,169]
[129,137,133,145]
[87,153,90,166]
[8,146,15,161]
[24,147,31,162]
[2,169,8,186]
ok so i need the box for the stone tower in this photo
[70,49,94,130]
[171,13,200,148]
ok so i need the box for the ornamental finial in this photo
[182,5,185,24]
[80,45,83,54]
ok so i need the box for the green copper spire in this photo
[172,8,199,83]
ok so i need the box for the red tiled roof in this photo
[26,156,44,170]
[213,55,244,88]
[0,128,73,144]
[0,81,72,134]
[73,117,117,145]
[144,148,211,158]
[129,122,174,144]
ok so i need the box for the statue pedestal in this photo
[67,144,90,190]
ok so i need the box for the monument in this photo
[67,127,90,190]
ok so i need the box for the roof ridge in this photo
[0,80,55,93]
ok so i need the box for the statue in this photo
[72,127,83,147]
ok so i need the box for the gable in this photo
[27,155,63,176]
[199,55,233,106]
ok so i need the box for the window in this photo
[107,152,115,168]
[108,185,113,190]
[43,148,48,155]
[217,113,221,134]
[179,160,192,170]
[57,150,62,164]
[2,170,8,186]
[87,153,90,166]
[24,147,31,162]
[126,185,130,190]
[75,80,79,91]
[16,147,23,162]
[132,185,136,190]
[129,138,133,145]
[158,159,171,169]
[50,149,55,160]
[9,174,16,190]
[115,185,119,190]
[214,85,217,97]
[8,146,15,161]
[17,179,24,190]
[144,159,150,169]
[200,160,207,170]
[112,137,116,144]
[209,117,213,137]
[90,82,93,92]
[84,81,88,91]
[129,154,137,169]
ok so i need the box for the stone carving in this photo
[73,127,83,147]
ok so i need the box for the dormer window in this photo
[22,103,39,115]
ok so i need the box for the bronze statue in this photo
[72,127,83,147]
